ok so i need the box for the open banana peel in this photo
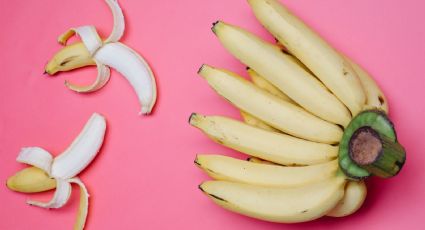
[192,0,405,223]
[6,113,106,230]
[45,0,157,115]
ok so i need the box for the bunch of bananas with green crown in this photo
[191,0,406,223]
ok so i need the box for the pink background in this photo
[1,0,424,229]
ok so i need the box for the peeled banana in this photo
[45,0,157,115]
[7,113,106,230]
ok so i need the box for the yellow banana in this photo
[239,111,279,132]
[198,64,343,144]
[212,21,352,126]
[247,0,366,116]
[45,42,95,75]
[246,156,367,217]
[345,57,389,113]
[6,167,56,193]
[189,113,338,165]
[246,68,294,103]
[195,155,338,187]
[327,180,367,217]
[199,176,346,223]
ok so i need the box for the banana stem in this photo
[349,126,405,178]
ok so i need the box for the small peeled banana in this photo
[6,113,107,230]
[45,0,157,115]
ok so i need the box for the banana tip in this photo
[198,183,205,193]
[188,113,198,124]
[197,64,205,75]
[211,21,221,34]
[194,155,201,166]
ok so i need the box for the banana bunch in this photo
[45,0,157,115]
[192,0,405,223]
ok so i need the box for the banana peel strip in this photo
[58,26,103,55]
[104,0,125,43]
[16,147,53,175]
[57,26,111,93]
[65,59,111,93]
[69,178,90,230]
[27,179,72,209]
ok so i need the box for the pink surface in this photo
[0,0,424,229]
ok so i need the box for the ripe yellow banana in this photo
[45,42,95,75]
[247,157,279,165]
[243,68,294,133]
[199,176,346,223]
[246,156,367,217]
[345,57,389,113]
[198,64,342,144]
[327,180,367,217]
[246,68,294,103]
[212,21,351,126]
[6,167,56,193]
[247,0,366,116]
[239,111,279,132]
[195,155,338,187]
[189,114,337,165]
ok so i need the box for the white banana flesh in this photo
[198,64,342,144]
[247,0,365,116]
[200,176,346,223]
[94,42,157,114]
[212,21,352,126]
[46,0,157,115]
[189,114,338,165]
[8,113,106,230]
[196,155,338,187]
[52,113,106,179]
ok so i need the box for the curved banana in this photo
[7,113,106,230]
[247,157,279,165]
[327,181,367,217]
[45,0,157,115]
[246,68,294,103]
[6,167,56,193]
[198,64,342,144]
[52,113,106,179]
[199,176,346,223]
[244,69,292,133]
[189,114,338,165]
[45,42,95,74]
[195,155,338,187]
[239,111,278,132]
[246,156,367,217]
[212,21,351,126]
[345,57,388,113]
[94,42,157,114]
[247,0,365,116]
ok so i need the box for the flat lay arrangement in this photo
[1,0,423,229]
